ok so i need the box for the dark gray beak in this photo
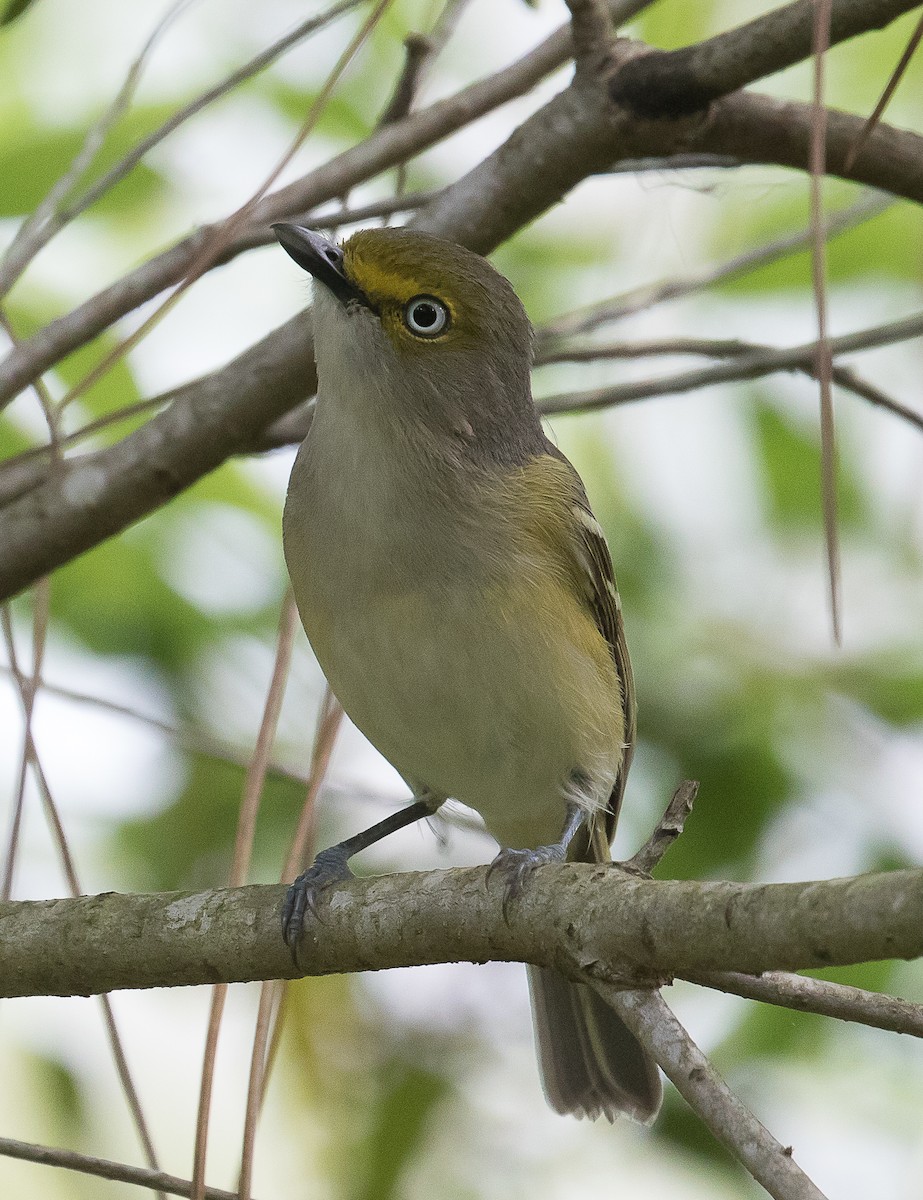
[272,224,371,308]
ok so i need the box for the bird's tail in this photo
[527,965,661,1122]
[526,816,662,1123]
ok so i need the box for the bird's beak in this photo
[272,224,371,309]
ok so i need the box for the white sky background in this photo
[2,1,923,1197]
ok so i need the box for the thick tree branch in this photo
[698,88,923,197]
[609,0,922,117]
[3,65,923,597]
[1,866,920,999]
[0,3,608,409]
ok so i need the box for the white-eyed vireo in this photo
[273,223,662,1123]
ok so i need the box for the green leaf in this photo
[752,399,867,532]
[830,654,923,725]
[0,103,173,219]
[116,755,306,890]
[656,1088,757,1188]
[0,0,40,28]
[351,1062,449,1200]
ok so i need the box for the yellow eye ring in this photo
[403,295,449,338]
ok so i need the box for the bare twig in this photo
[810,0,841,645]
[0,1136,254,1200]
[0,5,593,409]
[56,0,363,229]
[537,331,923,437]
[378,34,435,126]
[2,611,164,1193]
[844,9,923,171]
[191,597,299,1200]
[688,970,923,1037]
[374,0,473,202]
[0,664,311,786]
[564,0,613,74]
[600,987,829,1199]
[626,780,698,875]
[0,0,195,298]
[537,310,923,418]
[238,685,343,1200]
[537,190,893,339]
[0,312,57,902]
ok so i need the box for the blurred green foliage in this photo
[2,0,923,1196]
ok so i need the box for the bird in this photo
[273,221,662,1123]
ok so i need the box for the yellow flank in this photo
[505,455,603,614]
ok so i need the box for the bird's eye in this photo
[403,295,449,338]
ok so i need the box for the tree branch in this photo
[689,969,923,1037]
[537,310,923,416]
[3,50,923,597]
[609,0,922,117]
[0,1136,248,1200]
[626,779,698,874]
[0,4,599,409]
[1,865,921,999]
[603,987,828,1200]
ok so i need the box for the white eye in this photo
[403,295,449,337]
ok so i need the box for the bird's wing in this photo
[542,445,636,848]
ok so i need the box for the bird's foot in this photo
[487,843,567,919]
[282,846,354,955]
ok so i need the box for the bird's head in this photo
[273,224,541,465]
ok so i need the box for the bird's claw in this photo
[487,844,564,920]
[281,846,354,955]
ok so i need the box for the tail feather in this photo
[528,965,662,1123]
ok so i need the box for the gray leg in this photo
[282,796,440,953]
[487,801,587,914]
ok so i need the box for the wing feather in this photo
[542,445,636,845]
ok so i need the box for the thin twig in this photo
[0,664,311,787]
[537,190,893,340]
[564,0,613,74]
[237,687,344,1200]
[537,310,923,422]
[0,0,196,299]
[376,0,474,202]
[688,970,923,1037]
[537,330,923,436]
[626,780,698,875]
[2,611,165,1194]
[0,311,57,901]
[56,0,363,229]
[191,597,299,1200]
[60,0,395,415]
[0,1135,254,1200]
[598,986,829,1199]
[844,9,923,172]
[810,0,841,644]
[378,34,435,126]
